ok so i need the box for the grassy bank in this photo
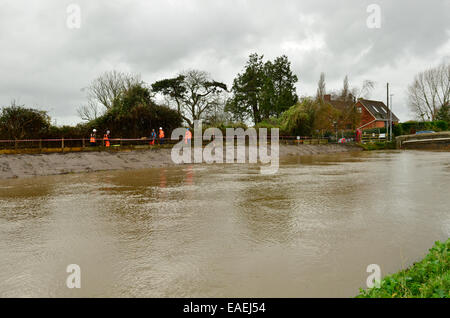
[359,141,396,151]
[357,238,450,298]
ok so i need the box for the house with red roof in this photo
[355,99,399,130]
[323,94,399,131]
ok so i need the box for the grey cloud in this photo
[0,0,448,124]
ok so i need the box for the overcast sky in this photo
[0,0,449,125]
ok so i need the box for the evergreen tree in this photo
[227,54,298,124]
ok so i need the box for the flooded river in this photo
[0,150,449,297]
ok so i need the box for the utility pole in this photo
[386,83,390,141]
[390,94,394,141]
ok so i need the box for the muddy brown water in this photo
[0,150,449,297]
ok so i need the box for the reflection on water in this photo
[0,150,449,297]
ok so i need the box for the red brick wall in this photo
[363,121,386,129]
[356,101,376,129]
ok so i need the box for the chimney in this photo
[324,94,331,102]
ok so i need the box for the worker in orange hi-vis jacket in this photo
[159,127,165,145]
[103,130,110,147]
[90,129,97,147]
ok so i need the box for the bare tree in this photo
[316,72,326,101]
[152,69,227,127]
[331,76,374,102]
[77,70,142,121]
[76,100,100,121]
[408,61,450,121]
[203,91,231,124]
[183,70,227,124]
[348,79,374,100]
[358,80,375,99]
[334,76,374,130]
[340,75,350,101]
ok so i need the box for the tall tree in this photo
[408,62,450,121]
[314,100,341,132]
[227,53,298,124]
[340,75,351,101]
[260,55,298,118]
[226,53,265,123]
[111,83,152,115]
[152,70,227,127]
[78,70,142,121]
[316,72,326,101]
[333,76,374,129]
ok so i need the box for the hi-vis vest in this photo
[90,134,96,143]
[104,134,110,147]
[159,130,165,138]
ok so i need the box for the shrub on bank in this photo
[0,84,183,141]
[359,141,396,151]
[280,99,315,137]
[399,121,449,135]
[0,105,51,140]
[86,85,182,138]
[357,238,450,298]
[89,103,182,138]
[362,120,449,137]
[434,120,449,131]
[47,124,87,139]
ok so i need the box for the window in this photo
[357,107,362,113]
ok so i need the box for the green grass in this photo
[357,238,450,298]
[359,141,396,151]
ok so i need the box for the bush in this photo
[88,103,181,139]
[198,121,249,138]
[85,84,183,138]
[253,118,281,132]
[359,141,396,151]
[341,131,356,139]
[47,125,87,139]
[434,120,449,131]
[436,104,450,122]
[0,105,51,140]
[399,121,449,135]
[392,123,403,136]
[280,99,315,136]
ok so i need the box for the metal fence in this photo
[0,138,161,150]
[0,135,331,154]
[361,132,387,143]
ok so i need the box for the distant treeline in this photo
[0,90,182,140]
[1,54,449,140]
[362,120,449,136]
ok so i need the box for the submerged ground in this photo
[0,150,449,297]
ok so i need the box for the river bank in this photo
[0,144,361,179]
[357,238,449,298]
